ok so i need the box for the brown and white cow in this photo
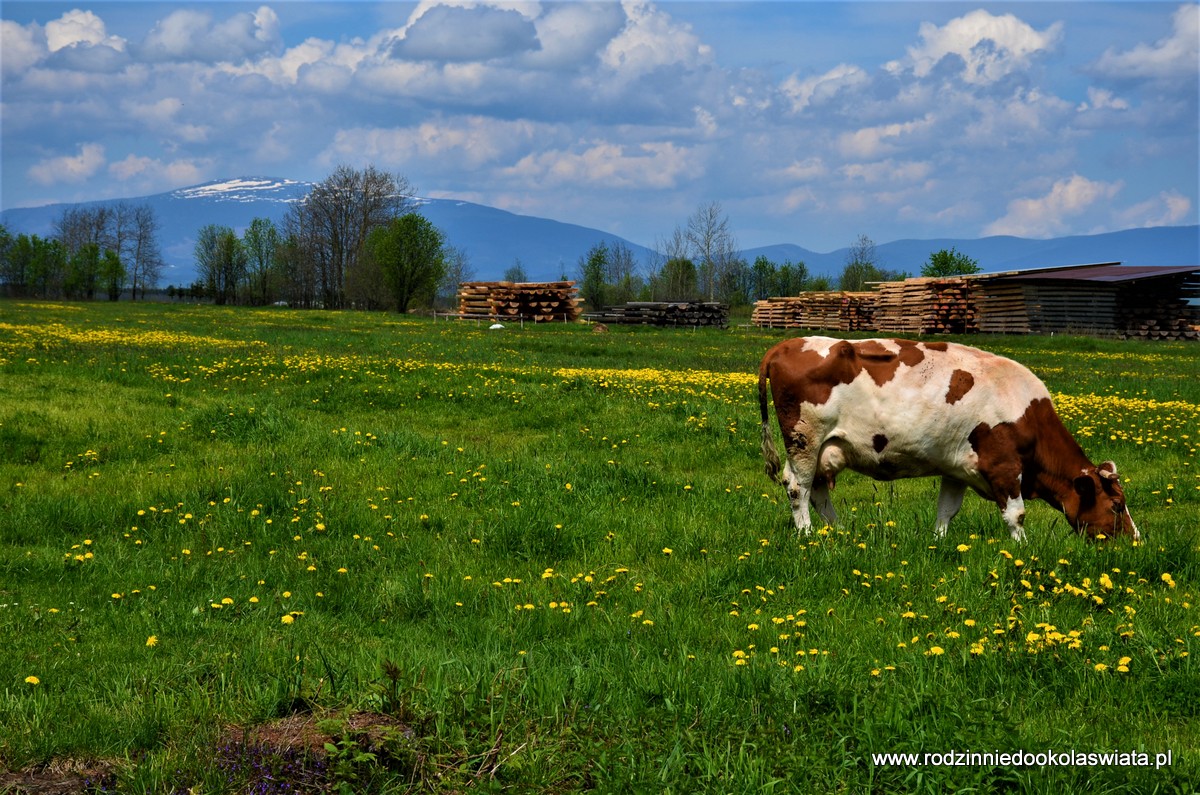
[758,336,1138,542]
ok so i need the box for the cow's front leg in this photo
[782,459,815,534]
[988,472,1027,542]
[935,477,968,538]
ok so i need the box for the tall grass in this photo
[0,299,1197,793]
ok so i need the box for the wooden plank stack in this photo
[975,283,1031,333]
[874,277,979,335]
[751,292,876,331]
[1116,274,1200,340]
[457,281,581,322]
[583,301,728,327]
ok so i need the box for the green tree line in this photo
[0,203,163,300]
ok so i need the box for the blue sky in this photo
[2,1,1197,251]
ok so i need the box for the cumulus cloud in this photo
[985,174,1123,237]
[1093,4,1199,80]
[108,153,208,187]
[393,4,539,62]
[45,9,126,52]
[139,5,281,62]
[1115,190,1193,228]
[27,142,106,185]
[894,9,1062,84]
[781,64,869,113]
[321,116,546,171]
[504,140,700,189]
[600,0,712,77]
[1,19,45,73]
[838,115,935,159]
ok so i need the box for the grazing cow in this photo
[758,336,1139,542]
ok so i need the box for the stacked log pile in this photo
[1116,273,1199,340]
[583,301,728,327]
[751,292,876,331]
[875,278,979,335]
[457,281,581,322]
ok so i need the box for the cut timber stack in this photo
[751,292,876,331]
[457,281,581,322]
[1116,273,1200,340]
[583,301,728,327]
[874,277,978,335]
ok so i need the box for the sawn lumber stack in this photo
[457,281,581,322]
[751,292,876,331]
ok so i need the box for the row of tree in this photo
[0,162,982,310]
[572,206,979,308]
[188,166,468,311]
[0,203,164,300]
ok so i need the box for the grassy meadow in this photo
[0,298,1197,793]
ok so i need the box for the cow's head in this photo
[1071,461,1139,540]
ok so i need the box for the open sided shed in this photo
[975,263,1199,339]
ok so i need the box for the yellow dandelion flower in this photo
[146,635,158,647]
[1094,663,1108,672]
[25,676,40,685]
[280,614,295,624]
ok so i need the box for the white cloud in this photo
[504,140,700,189]
[321,116,546,171]
[27,142,106,185]
[1077,87,1130,112]
[1116,190,1192,228]
[1093,4,1199,80]
[600,0,712,76]
[985,174,1122,237]
[895,9,1062,84]
[140,6,281,62]
[781,64,868,113]
[394,4,539,62]
[777,158,828,183]
[840,159,933,185]
[1,19,45,73]
[45,9,126,53]
[838,115,935,160]
[107,154,207,187]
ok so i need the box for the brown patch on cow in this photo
[872,433,889,453]
[923,341,949,352]
[894,339,926,367]
[945,369,975,404]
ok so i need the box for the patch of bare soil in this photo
[2,712,414,794]
[0,758,120,794]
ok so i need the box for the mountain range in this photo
[2,177,1196,288]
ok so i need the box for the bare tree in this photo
[285,164,414,309]
[127,205,163,299]
[242,217,280,305]
[685,201,738,301]
[436,246,474,309]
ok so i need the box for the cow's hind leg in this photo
[782,459,816,534]
[934,477,968,538]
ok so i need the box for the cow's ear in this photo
[1098,461,1119,481]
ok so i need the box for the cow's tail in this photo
[759,356,783,485]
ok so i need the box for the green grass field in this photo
[1,299,1197,794]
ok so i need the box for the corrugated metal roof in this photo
[985,263,1199,283]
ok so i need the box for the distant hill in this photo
[2,177,1195,287]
